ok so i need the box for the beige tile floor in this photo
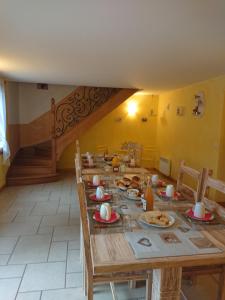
[0,175,220,300]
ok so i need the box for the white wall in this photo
[18,83,76,123]
[6,82,20,124]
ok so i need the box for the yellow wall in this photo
[58,94,159,169]
[157,75,225,184]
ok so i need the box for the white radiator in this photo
[159,157,171,176]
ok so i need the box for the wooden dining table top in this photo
[83,173,225,275]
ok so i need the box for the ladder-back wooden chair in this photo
[183,169,225,298]
[96,144,108,154]
[77,179,152,300]
[176,160,203,202]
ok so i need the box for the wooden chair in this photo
[77,179,152,300]
[96,144,108,154]
[176,160,204,202]
[183,169,225,298]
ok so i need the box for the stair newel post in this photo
[51,98,57,173]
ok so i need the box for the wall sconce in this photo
[127,101,137,117]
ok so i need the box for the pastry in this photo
[144,211,170,226]
[132,175,140,182]
[130,181,139,189]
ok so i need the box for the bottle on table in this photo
[143,177,154,211]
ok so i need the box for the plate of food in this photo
[138,211,175,228]
[116,176,141,191]
[116,180,127,191]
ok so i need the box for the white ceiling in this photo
[1,0,225,93]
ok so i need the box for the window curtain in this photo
[0,80,10,163]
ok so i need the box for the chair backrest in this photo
[76,139,80,148]
[75,153,82,181]
[176,160,203,201]
[201,168,225,199]
[96,144,108,154]
[76,139,81,157]
[77,181,93,278]
[200,168,225,217]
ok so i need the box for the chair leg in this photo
[129,280,137,289]
[218,266,225,300]
[146,272,152,300]
[83,262,87,296]
[87,275,94,300]
[110,282,118,300]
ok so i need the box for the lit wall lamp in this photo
[127,101,137,117]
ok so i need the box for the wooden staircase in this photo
[7,142,60,185]
[7,86,138,185]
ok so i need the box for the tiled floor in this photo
[0,176,220,299]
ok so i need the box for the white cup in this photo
[194,202,205,218]
[93,175,100,186]
[166,184,174,197]
[100,203,112,220]
[88,157,94,167]
[130,158,135,167]
[120,164,126,173]
[151,174,159,186]
[123,155,130,162]
[96,186,105,200]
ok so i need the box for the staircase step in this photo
[7,173,60,186]
[8,165,53,176]
[14,158,52,167]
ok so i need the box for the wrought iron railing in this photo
[55,86,119,137]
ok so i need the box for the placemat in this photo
[125,212,223,259]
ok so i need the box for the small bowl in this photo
[127,188,139,198]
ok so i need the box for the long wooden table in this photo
[82,171,225,299]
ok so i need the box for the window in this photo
[0,80,10,162]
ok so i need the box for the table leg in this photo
[218,265,225,300]
[151,267,182,300]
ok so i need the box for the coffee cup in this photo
[120,164,126,173]
[193,202,205,218]
[93,175,100,186]
[104,165,111,172]
[96,186,105,200]
[88,157,94,167]
[130,158,135,167]
[127,188,139,198]
[100,203,112,220]
[151,174,159,186]
[166,184,174,198]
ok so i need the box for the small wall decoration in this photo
[141,117,148,122]
[193,92,205,117]
[176,106,185,116]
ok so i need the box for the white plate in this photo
[138,212,175,228]
[117,186,127,191]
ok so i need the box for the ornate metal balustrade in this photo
[55,86,119,137]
